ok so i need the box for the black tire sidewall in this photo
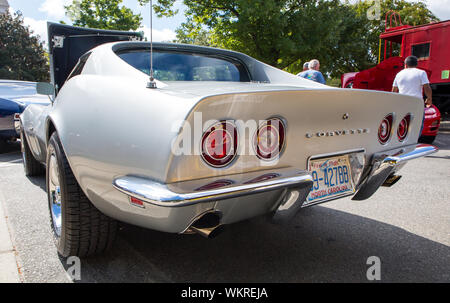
[21,129,44,176]
[20,130,31,176]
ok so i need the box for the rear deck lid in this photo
[47,22,143,90]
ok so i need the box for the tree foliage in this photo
[140,0,438,78]
[65,0,142,31]
[0,11,49,82]
[349,0,438,68]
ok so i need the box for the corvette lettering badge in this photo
[305,128,370,138]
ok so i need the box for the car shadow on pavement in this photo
[26,175,47,191]
[75,206,450,283]
[0,140,20,155]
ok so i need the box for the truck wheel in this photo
[47,132,117,257]
[21,130,45,176]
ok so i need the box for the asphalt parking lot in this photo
[0,135,449,283]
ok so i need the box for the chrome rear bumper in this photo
[109,144,437,232]
[113,168,314,226]
[353,144,438,200]
[113,168,313,208]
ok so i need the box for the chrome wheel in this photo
[48,152,62,237]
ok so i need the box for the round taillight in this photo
[254,118,286,160]
[397,114,411,142]
[201,121,237,167]
[378,114,394,145]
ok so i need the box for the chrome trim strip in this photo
[383,143,438,163]
[113,169,313,208]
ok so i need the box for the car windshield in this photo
[117,50,250,82]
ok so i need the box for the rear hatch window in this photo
[117,50,250,82]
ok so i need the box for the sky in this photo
[7,0,450,47]
[8,0,187,45]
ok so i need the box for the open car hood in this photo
[47,22,143,90]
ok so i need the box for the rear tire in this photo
[21,130,45,176]
[47,132,117,257]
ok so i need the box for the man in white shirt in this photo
[392,56,432,107]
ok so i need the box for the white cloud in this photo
[23,17,49,46]
[425,0,450,20]
[39,0,71,19]
[138,25,177,42]
[7,6,48,46]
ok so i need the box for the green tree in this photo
[0,11,49,82]
[140,0,438,78]
[161,1,353,73]
[140,0,381,77]
[174,23,212,46]
[65,0,142,31]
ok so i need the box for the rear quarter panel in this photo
[49,74,198,207]
[21,103,51,162]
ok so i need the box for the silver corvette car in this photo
[20,23,437,257]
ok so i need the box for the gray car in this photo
[20,23,437,257]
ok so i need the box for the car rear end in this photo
[0,97,23,141]
[111,84,437,236]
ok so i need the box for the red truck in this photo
[342,12,448,143]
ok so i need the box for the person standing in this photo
[392,56,432,107]
[297,62,309,77]
[298,59,326,84]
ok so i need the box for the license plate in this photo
[304,154,355,206]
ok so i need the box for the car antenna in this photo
[146,0,157,89]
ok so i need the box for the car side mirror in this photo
[36,82,55,103]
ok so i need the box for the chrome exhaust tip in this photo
[189,224,225,239]
[382,174,402,187]
[186,211,224,239]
